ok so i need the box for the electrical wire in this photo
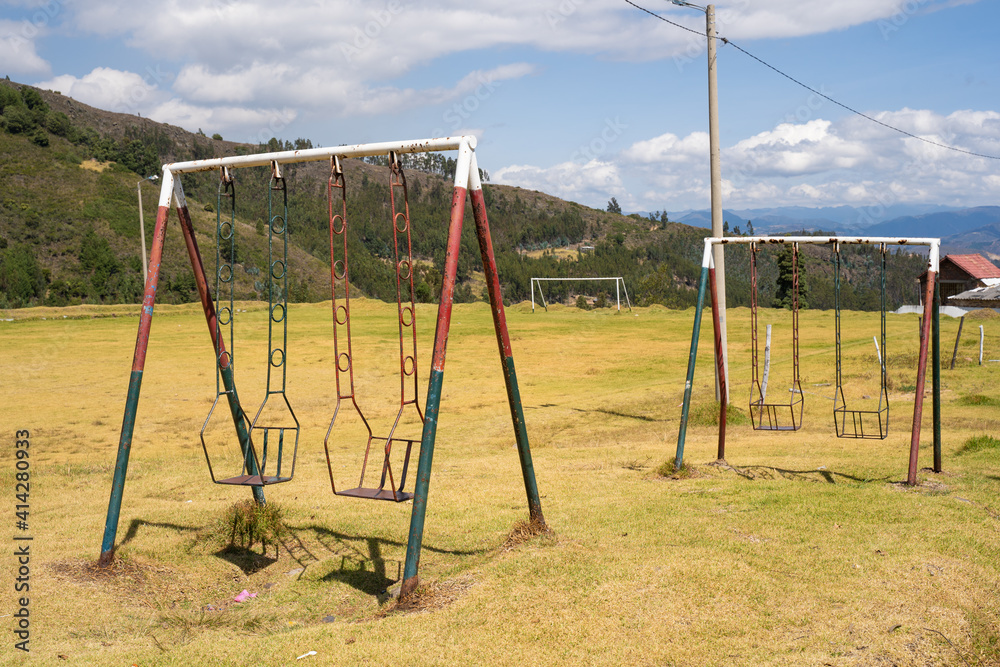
[625,0,1000,161]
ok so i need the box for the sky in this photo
[1,0,999,219]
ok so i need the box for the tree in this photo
[773,244,809,309]
[723,220,730,234]
[606,197,622,214]
[746,220,754,236]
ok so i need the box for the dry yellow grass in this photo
[0,300,998,666]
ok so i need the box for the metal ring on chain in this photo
[271,259,286,280]
[333,260,346,281]
[270,215,286,235]
[270,348,285,368]
[394,211,408,234]
[400,306,414,327]
[219,221,233,241]
[271,303,286,323]
[403,355,415,376]
[332,214,346,235]
[218,306,232,326]
[219,264,233,283]
[336,305,349,325]
[337,352,351,372]
[398,260,411,281]
[218,350,232,369]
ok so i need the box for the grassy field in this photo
[1,300,998,666]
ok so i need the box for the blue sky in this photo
[1,0,998,217]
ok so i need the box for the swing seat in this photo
[834,403,888,439]
[749,383,804,431]
[332,435,417,502]
[217,473,292,486]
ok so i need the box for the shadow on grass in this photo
[723,464,891,485]
[117,518,200,549]
[281,523,489,597]
[214,546,278,575]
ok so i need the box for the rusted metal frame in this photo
[749,243,760,425]
[674,240,713,469]
[376,152,423,499]
[100,173,175,565]
[709,261,727,461]
[909,267,937,485]
[324,157,378,496]
[469,152,545,523]
[401,140,474,599]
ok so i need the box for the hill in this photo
[0,78,934,312]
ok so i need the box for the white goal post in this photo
[530,276,632,312]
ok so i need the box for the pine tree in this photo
[773,245,809,309]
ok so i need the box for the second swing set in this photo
[746,240,890,439]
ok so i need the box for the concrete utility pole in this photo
[705,4,729,401]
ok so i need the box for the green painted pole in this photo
[933,278,942,473]
[400,163,470,599]
[675,242,713,469]
[470,177,544,523]
[100,202,171,565]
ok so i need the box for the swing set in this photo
[676,236,942,486]
[99,137,545,599]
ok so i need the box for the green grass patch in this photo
[655,459,694,478]
[957,394,1000,407]
[687,401,751,427]
[215,499,287,552]
[957,434,1000,455]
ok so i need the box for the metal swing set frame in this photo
[99,137,545,598]
[676,236,943,486]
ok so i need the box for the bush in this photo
[576,295,591,310]
[957,434,1000,455]
[216,500,286,553]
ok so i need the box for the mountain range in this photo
[663,205,1000,259]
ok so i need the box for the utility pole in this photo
[706,4,729,401]
[136,175,158,284]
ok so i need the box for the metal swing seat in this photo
[324,154,422,502]
[748,242,804,431]
[833,242,889,439]
[200,164,300,487]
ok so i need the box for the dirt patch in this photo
[964,308,1000,320]
[384,576,477,615]
[502,516,553,551]
[79,158,110,172]
[47,556,177,600]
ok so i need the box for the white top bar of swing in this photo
[699,236,941,272]
[531,277,626,282]
[163,136,477,175]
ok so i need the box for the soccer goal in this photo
[675,236,942,486]
[530,276,632,312]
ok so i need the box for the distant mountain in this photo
[861,206,1000,239]
[941,223,1000,259]
[659,203,962,233]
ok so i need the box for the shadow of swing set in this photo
[99,138,545,598]
[676,236,944,487]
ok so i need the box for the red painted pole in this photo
[709,265,727,461]
[908,270,936,485]
[470,183,545,523]
[100,202,171,565]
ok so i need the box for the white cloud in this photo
[0,18,50,76]
[34,67,169,114]
[496,107,1000,211]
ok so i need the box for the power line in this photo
[625,0,1000,161]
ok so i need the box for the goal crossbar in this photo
[530,276,632,312]
[676,236,942,486]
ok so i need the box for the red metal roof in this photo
[944,254,1000,280]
